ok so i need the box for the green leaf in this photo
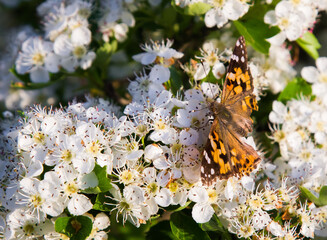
[277,78,312,103]
[146,221,177,240]
[160,6,177,28]
[234,20,279,54]
[95,41,118,70]
[318,186,327,206]
[299,186,327,207]
[296,32,321,59]
[172,2,211,16]
[169,66,183,96]
[170,212,210,240]
[200,215,232,240]
[55,216,92,240]
[93,192,112,211]
[165,201,191,212]
[93,164,112,192]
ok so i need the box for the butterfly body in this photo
[201,36,261,186]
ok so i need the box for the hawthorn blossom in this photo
[15,37,59,83]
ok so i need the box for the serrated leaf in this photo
[55,216,92,240]
[172,2,211,16]
[170,212,210,240]
[277,78,312,103]
[146,221,176,240]
[93,164,112,192]
[296,32,321,60]
[93,192,112,211]
[234,20,279,54]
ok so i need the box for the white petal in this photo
[30,66,49,83]
[204,9,218,28]
[212,62,225,79]
[267,32,286,46]
[194,62,210,80]
[121,11,135,27]
[80,51,96,69]
[72,154,95,174]
[54,34,72,56]
[123,185,144,205]
[264,10,277,25]
[79,172,98,189]
[71,26,91,45]
[68,194,93,215]
[149,65,170,84]
[316,57,327,73]
[301,66,319,83]
[155,188,172,207]
[188,187,208,203]
[192,202,214,223]
[133,52,157,65]
[143,167,157,183]
[94,212,110,230]
[44,53,60,73]
[156,170,170,187]
[144,144,163,162]
[43,197,65,217]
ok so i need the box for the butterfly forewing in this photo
[201,36,261,186]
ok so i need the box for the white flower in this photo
[264,1,309,44]
[5,208,53,239]
[194,44,225,80]
[133,39,183,67]
[85,212,110,240]
[53,33,95,72]
[188,187,215,223]
[204,0,250,28]
[15,37,59,83]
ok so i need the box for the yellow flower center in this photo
[65,182,78,195]
[73,45,86,58]
[32,52,44,65]
[33,131,46,145]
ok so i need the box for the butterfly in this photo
[201,36,261,186]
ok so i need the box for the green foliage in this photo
[296,32,321,59]
[300,186,327,207]
[146,221,177,240]
[93,192,112,211]
[55,216,93,240]
[234,20,279,54]
[277,78,312,103]
[82,164,112,194]
[172,2,212,16]
[170,212,211,240]
[199,215,232,240]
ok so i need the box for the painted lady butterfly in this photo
[201,36,261,186]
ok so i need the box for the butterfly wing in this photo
[201,119,261,185]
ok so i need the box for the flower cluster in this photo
[264,0,325,45]
[15,1,95,83]
[2,39,326,239]
[269,57,327,237]
[175,0,251,28]
[98,0,136,42]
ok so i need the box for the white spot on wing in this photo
[241,56,245,62]
[201,166,204,173]
[204,150,211,164]
[236,40,240,46]
[211,168,215,175]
